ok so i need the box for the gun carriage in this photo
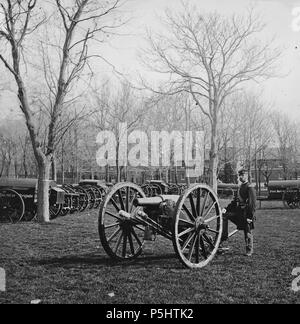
[99,182,225,269]
[258,180,300,209]
[56,181,108,217]
[79,180,108,209]
[0,178,65,223]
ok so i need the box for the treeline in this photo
[1,79,299,184]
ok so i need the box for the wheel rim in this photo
[99,183,147,261]
[283,190,300,209]
[60,196,71,216]
[0,189,25,223]
[76,186,89,211]
[91,187,102,209]
[50,204,62,220]
[172,184,222,269]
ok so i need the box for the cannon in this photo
[141,182,163,197]
[0,178,65,223]
[217,183,239,200]
[265,180,300,209]
[99,182,228,269]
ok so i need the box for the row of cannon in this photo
[141,180,237,199]
[0,179,108,223]
[141,180,300,209]
[1,178,299,223]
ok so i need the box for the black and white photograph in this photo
[0,0,299,307]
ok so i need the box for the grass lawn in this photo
[0,200,299,304]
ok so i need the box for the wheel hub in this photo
[195,217,208,234]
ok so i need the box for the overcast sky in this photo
[0,0,299,120]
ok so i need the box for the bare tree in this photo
[0,0,124,222]
[92,80,147,182]
[141,3,281,191]
[271,112,300,180]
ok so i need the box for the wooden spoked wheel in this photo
[172,184,222,269]
[84,187,96,210]
[60,196,71,216]
[75,186,89,212]
[0,189,25,223]
[282,189,300,209]
[141,184,151,197]
[92,186,105,209]
[99,183,146,261]
[49,204,62,220]
[151,184,162,196]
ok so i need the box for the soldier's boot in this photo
[245,233,254,257]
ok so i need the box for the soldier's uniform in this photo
[221,172,257,256]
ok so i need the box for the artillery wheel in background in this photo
[141,184,151,197]
[92,185,107,209]
[75,186,89,212]
[0,189,25,223]
[99,182,146,261]
[282,189,300,209]
[60,196,71,216]
[83,186,96,209]
[172,184,222,269]
[150,184,162,196]
[50,204,62,220]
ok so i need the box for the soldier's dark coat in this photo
[225,182,257,231]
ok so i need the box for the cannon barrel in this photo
[135,195,179,207]
[217,183,239,190]
[268,180,300,189]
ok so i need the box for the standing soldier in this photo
[220,169,257,256]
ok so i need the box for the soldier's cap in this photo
[238,168,247,176]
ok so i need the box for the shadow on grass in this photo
[30,253,180,270]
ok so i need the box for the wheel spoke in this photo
[122,230,128,257]
[129,192,137,213]
[179,218,194,227]
[131,227,142,248]
[118,190,126,211]
[178,227,194,238]
[203,201,217,219]
[189,194,197,219]
[114,231,124,254]
[183,204,196,222]
[110,197,120,212]
[196,188,201,217]
[128,231,136,255]
[105,222,120,230]
[200,236,208,259]
[200,191,209,217]
[205,215,219,224]
[203,233,216,249]
[195,236,200,263]
[181,232,196,252]
[107,227,122,243]
[207,228,219,234]
[188,234,198,261]
[105,211,121,220]
[126,188,130,212]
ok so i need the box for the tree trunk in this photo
[14,159,18,178]
[175,165,178,185]
[115,141,120,182]
[52,156,57,182]
[209,121,218,193]
[23,153,28,178]
[37,158,51,223]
